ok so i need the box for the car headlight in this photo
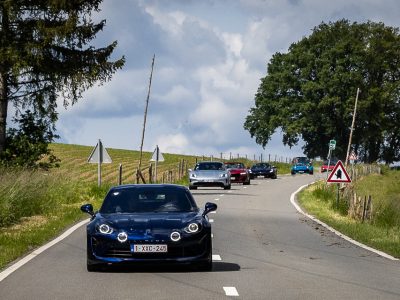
[249,170,252,173]
[98,223,113,234]
[170,231,181,242]
[220,173,228,178]
[190,173,196,178]
[270,169,274,172]
[117,231,128,243]
[184,222,200,233]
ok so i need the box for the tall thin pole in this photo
[345,88,360,168]
[138,54,155,178]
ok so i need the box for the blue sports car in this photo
[291,160,314,175]
[81,184,217,271]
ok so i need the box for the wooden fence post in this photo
[118,164,122,185]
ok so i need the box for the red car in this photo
[224,162,251,185]
[321,159,338,172]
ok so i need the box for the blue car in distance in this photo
[81,184,217,271]
[291,157,314,175]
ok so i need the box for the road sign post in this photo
[88,139,112,187]
[150,145,164,183]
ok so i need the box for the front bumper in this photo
[189,177,230,188]
[87,233,211,266]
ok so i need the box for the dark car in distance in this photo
[224,162,251,185]
[81,184,217,271]
[249,163,277,179]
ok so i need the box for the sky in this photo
[53,0,400,160]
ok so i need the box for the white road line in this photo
[223,287,239,297]
[290,183,399,261]
[209,219,214,223]
[243,187,247,189]
[214,198,219,201]
[0,218,90,282]
[220,194,224,197]
[212,254,222,261]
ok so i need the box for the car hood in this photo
[97,212,200,230]
[251,167,271,171]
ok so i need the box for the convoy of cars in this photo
[81,157,319,272]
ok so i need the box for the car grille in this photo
[92,237,207,259]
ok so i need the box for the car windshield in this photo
[100,186,197,214]
[195,162,225,171]
[225,163,245,169]
[252,163,270,168]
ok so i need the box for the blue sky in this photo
[54,0,400,159]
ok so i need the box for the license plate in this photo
[230,177,236,180]
[299,171,304,173]
[131,244,168,253]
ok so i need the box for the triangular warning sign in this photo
[150,146,164,162]
[88,140,112,164]
[327,160,351,183]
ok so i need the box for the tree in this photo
[244,20,400,164]
[0,0,124,156]
[1,110,60,169]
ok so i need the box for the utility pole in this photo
[137,54,155,182]
[345,88,360,168]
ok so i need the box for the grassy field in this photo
[297,169,400,258]
[0,143,290,270]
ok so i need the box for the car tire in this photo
[243,179,250,185]
[224,184,231,190]
[189,186,197,190]
[272,174,277,179]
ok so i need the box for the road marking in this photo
[0,218,90,282]
[214,198,219,201]
[209,219,214,223]
[223,287,239,297]
[212,254,222,261]
[243,186,247,189]
[220,194,224,197]
[290,184,399,261]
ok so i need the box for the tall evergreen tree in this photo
[0,0,124,155]
[244,20,400,163]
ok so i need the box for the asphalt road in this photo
[1,174,399,299]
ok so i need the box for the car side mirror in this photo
[81,204,94,216]
[203,202,217,217]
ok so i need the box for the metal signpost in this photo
[150,145,164,183]
[326,139,336,180]
[88,139,112,187]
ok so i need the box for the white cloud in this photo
[51,0,400,160]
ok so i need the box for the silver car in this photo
[189,161,231,190]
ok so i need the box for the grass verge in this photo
[0,168,109,270]
[297,175,400,258]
